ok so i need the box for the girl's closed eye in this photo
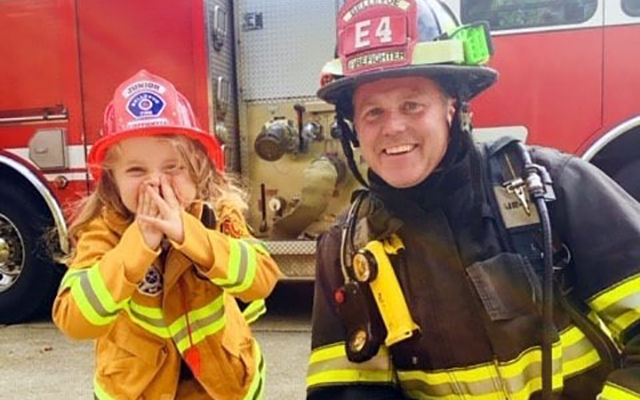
[125,166,146,177]
[163,162,184,175]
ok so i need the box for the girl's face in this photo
[110,136,197,214]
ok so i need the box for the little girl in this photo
[53,70,282,400]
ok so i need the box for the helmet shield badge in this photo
[88,69,225,179]
[338,1,418,77]
[319,0,497,110]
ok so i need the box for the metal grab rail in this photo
[0,106,68,125]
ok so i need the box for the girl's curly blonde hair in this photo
[67,135,246,245]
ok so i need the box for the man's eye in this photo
[364,108,383,119]
[403,102,421,112]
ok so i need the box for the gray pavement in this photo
[0,282,313,400]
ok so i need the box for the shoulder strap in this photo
[483,138,546,274]
[483,139,625,376]
[340,190,369,282]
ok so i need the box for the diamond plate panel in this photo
[273,254,316,279]
[264,240,316,279]
[264,240,316,255]
[235,0,338,101]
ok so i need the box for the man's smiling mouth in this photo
[383,144,416,155]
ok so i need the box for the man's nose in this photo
[382,112,406,135]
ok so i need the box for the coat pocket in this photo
[97,319,167,397]
[221,321,253,388]
[466,253,542,321]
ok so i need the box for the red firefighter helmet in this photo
[88,69,224,179]
[318,0,498,116]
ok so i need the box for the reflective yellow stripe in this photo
[309,369,396,388]
[170,295,226,353]
[306,326,600,396]
[93,377,116,400]
[215,238,241,287]
[561,326,601,377]
[400,363,498,386]
[59,268,84,292]
[403,389,501,400]
[242,299,267,324]
[589,273,640,311]
[114,297,226,347]
[70,279,116,326]
[230,241,258,293]
[609,310,640,338]
[87,265,124,313]
[124,301,171,338]
[245,238,269,256]
[399,364,502,398]
[394,325,599,399]
[398,346,563,399]
[589,273,640,340]
[213,239,258,293]
[599,381,640,400]
[243,339,266,400]
[63,263,130,327]
[306,343,394,388]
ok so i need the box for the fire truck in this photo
[1,0,639,323]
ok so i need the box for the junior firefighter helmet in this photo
[318,0,498,116]
[88,69,224,179]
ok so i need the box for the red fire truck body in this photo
[1,0,639,323]
[456,0,640,195]
[0,0,218,323]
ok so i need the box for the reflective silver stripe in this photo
[397,326,600,398]
[242,299,266,324]
[245,238,269,255]
[600,292,640,325]
[127,305,165,328]
[219,241,249,289]
[399,371,499,397]
[307,349,392,377]
[59,269,85,292]
[598,381,640,400]
[172,305,225,346]
[79,272,118,319]
[501,356,562,395]
[398,356,563,398]
[306,343,394,388]
[241,339,266,400]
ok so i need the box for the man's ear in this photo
[446,99,456,126]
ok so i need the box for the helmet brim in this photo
[318,65,498,116]
[88,126,223,179]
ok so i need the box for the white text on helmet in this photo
[122,81,167,98]
[343,0,410,22]
[347,50,405,70]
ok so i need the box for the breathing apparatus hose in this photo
[516,143,554,400]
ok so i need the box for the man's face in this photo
[353,76,455,188]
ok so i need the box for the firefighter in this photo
[306,1,640,399]
[53,70,281,400]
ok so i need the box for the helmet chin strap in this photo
[457,100,473,135]
[337,109,370,188]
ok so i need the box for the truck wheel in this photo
[0,184,62,324]
[614,160,640,201]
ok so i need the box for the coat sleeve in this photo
[537,149,640,399]
[306,225,403,400]
[171,207,281,303]
[52,218,159,339]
